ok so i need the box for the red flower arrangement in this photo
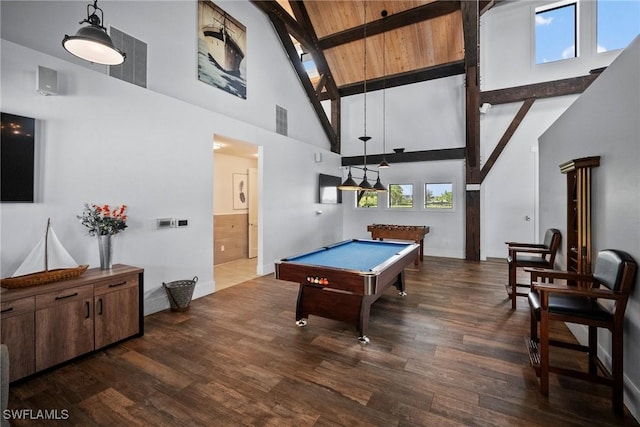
[78,203,128,236]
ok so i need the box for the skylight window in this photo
[597,0,640,53]
[535,1,578,64]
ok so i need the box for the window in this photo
[389,184,413,208]
[357,191,378,208]
[425,183,453,209]
[535,1,577,64]
[597,0,640,53]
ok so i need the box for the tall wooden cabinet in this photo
[560,156,600,274]
[1,264,143,382]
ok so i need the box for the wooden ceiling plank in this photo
[317,1,461,50]
[480,98,535,183]
[481,74,600,105]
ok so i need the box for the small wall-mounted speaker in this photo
[37,65,58,96]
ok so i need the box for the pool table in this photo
[274,239,419,343]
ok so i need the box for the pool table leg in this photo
[295,284,308,326]
[358,295,373,345]
[395,271,407,296]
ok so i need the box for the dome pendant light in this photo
[62,0,126,65]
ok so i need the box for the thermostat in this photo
[156,218,175,229]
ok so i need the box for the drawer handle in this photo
[108,281,127,288]
[55,292,78,300]
[86,301,90,319]
[1,307,13,314]
[98,298,103,315]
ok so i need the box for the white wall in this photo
[479,0,626,259]
[342,160,466,259]
[0,0,331,150]
[538,36,640,420]
[0,0,345,313]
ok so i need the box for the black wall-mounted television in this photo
[1,112,35,202]
[318,173,342,204]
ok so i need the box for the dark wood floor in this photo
[7,257,639,426]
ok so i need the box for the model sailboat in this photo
[1,219,88,289]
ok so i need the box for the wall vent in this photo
[276,105,288,136]
[109,27,147,88]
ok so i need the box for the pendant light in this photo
[339,0,386,193]
[378,10,390,169]
[62,0,126,65]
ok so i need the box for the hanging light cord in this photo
[382,24,386,156]
[362,0,367,139]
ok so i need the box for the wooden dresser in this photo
[0,264,144,382]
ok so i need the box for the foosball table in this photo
[367,224,430,266]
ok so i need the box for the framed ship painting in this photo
[198,1,247,99]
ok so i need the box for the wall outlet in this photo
[221,245,225,251]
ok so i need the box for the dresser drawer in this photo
[1,297,35,319]
[35,286,93,310]
[94,274,138,296]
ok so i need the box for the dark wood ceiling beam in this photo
[318,1,461,50]
[341,148,465,167]
[251,1,310,50]
[461,0,480,262]
[335,60,465,98]
[288,1,339,100]
[267,14,339,152]
[481,74,600,105]
[480,98,535,183]
[315,73,328,96]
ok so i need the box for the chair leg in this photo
[588,326,598,375]
[530,308,538,342]
[508,262,516,309]
[539,305,550,396]
[612,327,624,417]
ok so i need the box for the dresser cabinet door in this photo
[1,297,35,381]
[35,286,94,372]
[94,275,139,349]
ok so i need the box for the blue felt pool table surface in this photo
[283,239,414,272]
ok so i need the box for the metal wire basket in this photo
[163,276,198,312]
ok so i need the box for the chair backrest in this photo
[542,228,561,264]
[593,249,637,293]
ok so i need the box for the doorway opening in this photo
[212,134,259,291]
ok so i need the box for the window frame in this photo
[355,190,379,209]
[595,0,640,55]
[424,182,455,211]
[533,0,579,65]
[387,183,415,209]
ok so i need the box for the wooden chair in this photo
[505,228,561,309]
[525,249,637,416]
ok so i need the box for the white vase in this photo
[97,234,113,270]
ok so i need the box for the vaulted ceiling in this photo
[276,0,466,91]
[251,0,497,151]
